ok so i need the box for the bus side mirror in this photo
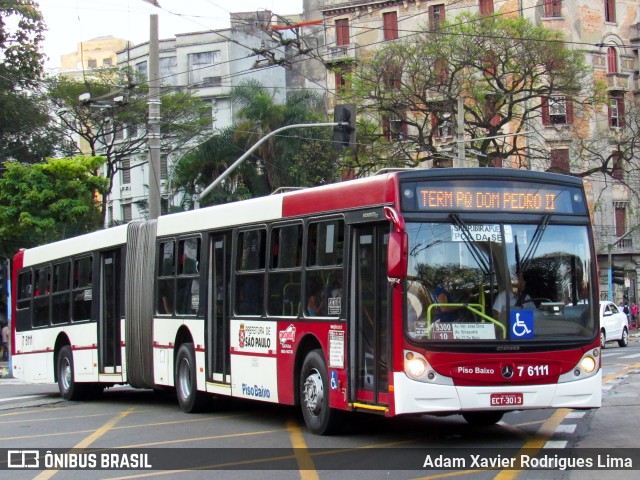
[387,231,408,281]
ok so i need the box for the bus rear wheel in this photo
[462,411,504,426]
[300,349,340,435]
[175,343,209,413]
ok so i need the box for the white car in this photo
[599,301,630,348]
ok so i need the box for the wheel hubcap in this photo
[61,358,71,391]
[303,368,324,416]
[178,358,192,400]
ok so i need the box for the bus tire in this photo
[300,349,341,435]
[462,411,504,426]
[57,346,84,400]
[175,343,209,413]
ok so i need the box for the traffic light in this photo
[611,265,625,285]
[332,104,356,150]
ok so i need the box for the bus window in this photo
[52,261,71,325]
[72,256,93,322]
[176,238,201,315]
[235,229,266,316]
[158,240,176,315]
[268,224,302,317]
[33,266,51,327]
[305,219,345,317]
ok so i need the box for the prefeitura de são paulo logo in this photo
[238,323,246,348]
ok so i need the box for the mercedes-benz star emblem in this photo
[502,365,514,379]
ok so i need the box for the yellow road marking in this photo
[286,419,319,480]
[33,407,135,480]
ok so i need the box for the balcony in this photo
[606,73,629,92]
[324,43,359,64]
[594,226,640,255]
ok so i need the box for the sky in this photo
[36,0,303,69]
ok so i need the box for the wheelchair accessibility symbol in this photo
[330,371,338,390]
[510,310,534,339]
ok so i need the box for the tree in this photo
[0,0,58,163]
[0,156,107,259]
[47,70,214,224]
[174,80,341,206]
[346,12,589,167]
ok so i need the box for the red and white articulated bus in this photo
[10,168,601,434]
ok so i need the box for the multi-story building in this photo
[315,0,640,304]
[58,36,130,80]
[106,11,287,225]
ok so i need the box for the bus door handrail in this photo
[426,303,507,339]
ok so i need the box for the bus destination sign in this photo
[412,184,581,214]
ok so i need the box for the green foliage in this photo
[174,80,341,207]
[0,1,58,163]
[0,156,107,258]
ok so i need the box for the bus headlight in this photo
[558,350,600,383]
[404,350,429,381]
[580,355,597,374]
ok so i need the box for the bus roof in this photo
[21,224,129,267]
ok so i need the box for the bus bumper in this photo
[392,370,602,415]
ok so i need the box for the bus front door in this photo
[99,250,122,374]
[353,224,390,406]
[207,233,231,384]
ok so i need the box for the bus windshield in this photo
[405,221,594,343]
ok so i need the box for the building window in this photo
[544,0,562,17]
[188,51,220,86]
[479,0,494,16]
[541,96,573,125]
[135,61,148,80]
[612,152,623,180]
[383,114,408,141]
[121,158,131,184]
[335,69,351,94]
[605,0,616,23]
[550,149,569,172]
[122,204,132,223]
[160,56,178,86]
[429,4,445,30]
[103,58,113,67]
[607,46,618,73]
[161,155,168,180]
[615,204,626,236]
[383,12,398,41]
[383,67,401,90]
[609,96,624,128]
[336,19,350,46]
[87,59,97,69]
[435,57,449,83]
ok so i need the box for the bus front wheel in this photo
[175,343,209,413]
[300,349,340,435]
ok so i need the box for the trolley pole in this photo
[147,14,162,220]
[196,122,345,205]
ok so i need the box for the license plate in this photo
[490,393,523,406]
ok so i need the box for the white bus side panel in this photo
[152,318,205,388]
[13,323,99,384]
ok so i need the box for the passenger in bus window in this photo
[433,284,461,322]
[307,282,324,316]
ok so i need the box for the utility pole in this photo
[147,14,161,220]
[456,97,465,166]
